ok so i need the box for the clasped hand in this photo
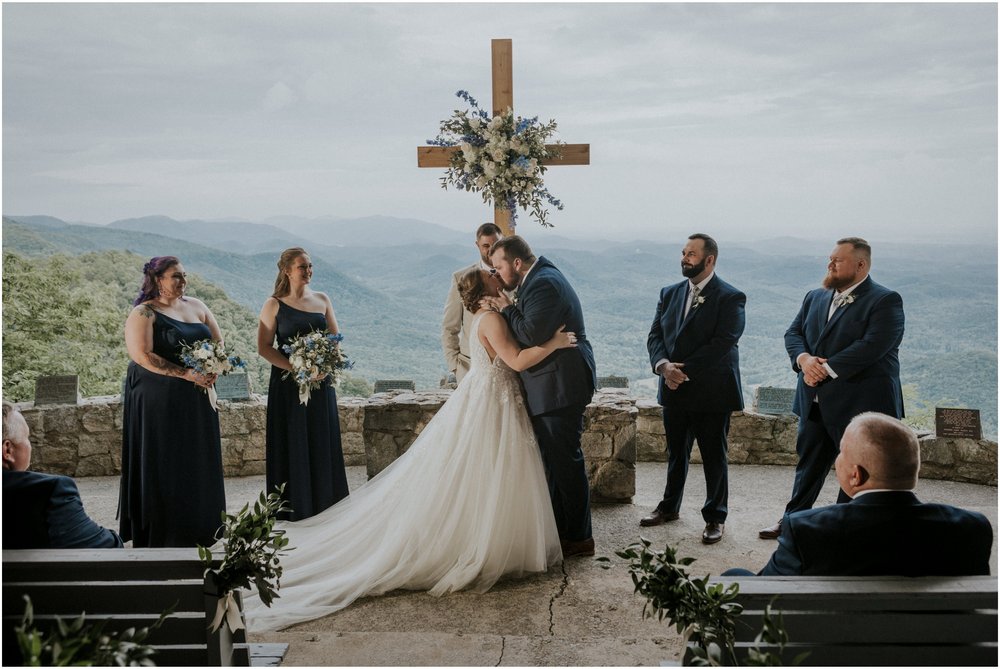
[799,354,830,387]
[657,361,689,390]
[185,369,217,388]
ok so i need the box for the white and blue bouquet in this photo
[281,330,353,406]
[179,339,246,410]
[427,90,564,228]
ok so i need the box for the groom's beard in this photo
[497,270,523,292]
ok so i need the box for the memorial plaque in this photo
[373,379,416,394]
[214,373,251,401]
[754,386,795,415]
[935,407,982,440]
[597,375,629,389]
[34,375,80,406]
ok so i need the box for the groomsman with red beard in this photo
[759,237,905,540]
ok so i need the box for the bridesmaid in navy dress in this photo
[119,256,226,547]
[257,247,349,520]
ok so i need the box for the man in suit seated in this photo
[2,401,123,549]
[728,412,992,576]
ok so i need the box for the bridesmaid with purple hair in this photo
[118,256,226,547]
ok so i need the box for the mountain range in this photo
[3,214,997,437]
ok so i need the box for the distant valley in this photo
[3,214,997,438]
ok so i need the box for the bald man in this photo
[2,401,122,549]
[743,413,992,576]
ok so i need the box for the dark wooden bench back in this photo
[715,576,998,666]
[2,548,250,666]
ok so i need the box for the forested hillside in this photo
[3,216,996,437]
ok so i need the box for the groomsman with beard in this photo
[759,237,905,540]
[441,223,503,383]
[642,233,746,544]
[485,236,597,558]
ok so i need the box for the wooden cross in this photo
[416,38,590,235]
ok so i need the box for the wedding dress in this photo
[243,312,561,631]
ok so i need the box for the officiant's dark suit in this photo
[645,234,745,543]
[490,237,596,550]
[762,238,905,539]
[759,491,993,576]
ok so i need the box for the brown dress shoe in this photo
[702,522,724,544]
[639,509,681,527]
[758,520,782,540]
[561,537,595,558]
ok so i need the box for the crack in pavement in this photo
[548,561,570,636]
[495,635,506,666]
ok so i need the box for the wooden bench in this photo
[2,548,261,666]
[712,576,998,666]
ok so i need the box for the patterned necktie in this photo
[685,285,701,318]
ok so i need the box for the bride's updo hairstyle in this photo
[272,247,309,298]
[133,256,181,306]
[457,268,490,313]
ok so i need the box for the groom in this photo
[486,236,597,558]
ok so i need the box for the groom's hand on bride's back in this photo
[552,325,577,350]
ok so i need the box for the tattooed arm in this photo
[124,305,212,387]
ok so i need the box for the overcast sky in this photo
[3,2,997,243]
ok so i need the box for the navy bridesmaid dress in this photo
[265,300,349,520]
[119,311,226,547]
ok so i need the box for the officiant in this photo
[441,223,503,383]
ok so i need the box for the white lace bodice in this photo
[467,312,525,407]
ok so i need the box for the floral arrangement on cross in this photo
[428,90,565,228]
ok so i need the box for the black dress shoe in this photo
[639,509,680,527]
[758,520,782,540]
[561,537,595,558]
[702,522,724,544]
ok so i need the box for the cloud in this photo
[262,82,298,113]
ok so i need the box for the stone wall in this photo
[13,391,997,494]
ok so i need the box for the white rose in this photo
[469,117,481,129]
[491,148,506,162]
[475,176,487,188]
[483,162,498,179]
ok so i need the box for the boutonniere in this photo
[691,295,706,310]
[834,293,856,308]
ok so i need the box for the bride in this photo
[243,267,577,631]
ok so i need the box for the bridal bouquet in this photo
[281,330,353,406]
[427,89,564,228]
[179,339,246,410]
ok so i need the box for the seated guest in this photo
[2,401,122,549]
[731,412,992,576]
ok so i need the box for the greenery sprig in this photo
[198,485,293,609]
[601,538,798,666]
[15,594,172,667]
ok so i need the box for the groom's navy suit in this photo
[783,276,904,513]
[503,256,596,542]
[760,491,993,576]
[647,274,745,523]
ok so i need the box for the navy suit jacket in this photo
[647,274,745,412]
[502,256,596,416]
[785,276,904,425]
[760,491,993,576]
[3,470,123,549]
